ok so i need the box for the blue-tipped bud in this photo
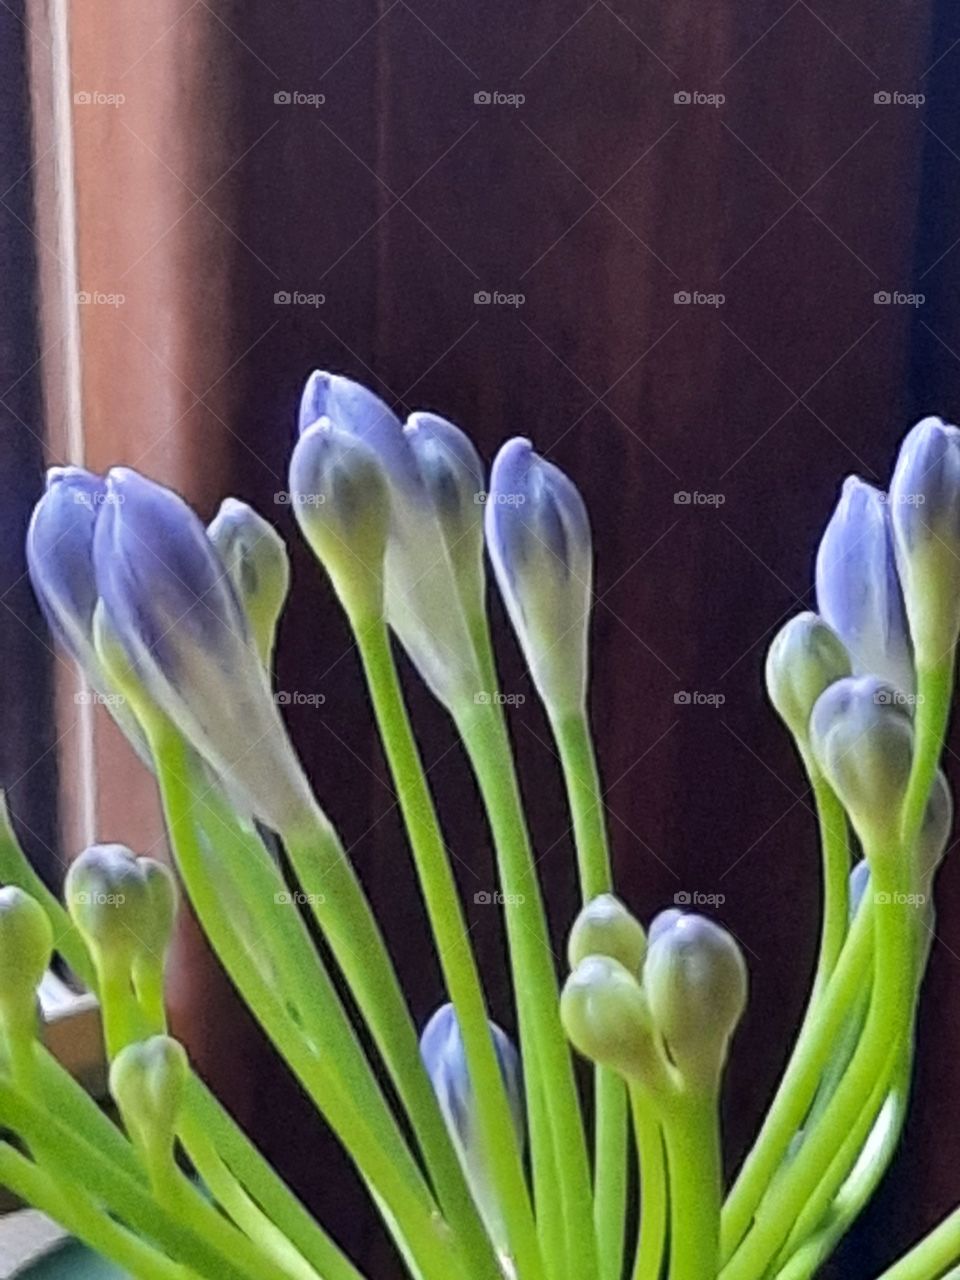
[561,955,667,1087]
[0,888,53,1038]
[296,371,484,707]
[404,412,486,623]
[207,499,290,667]
[809,676,914,855]
[486,439,593,715]
[815,477,914,694]
[110,1035,188,1164]
[889,417,960,669]
[289,419,390,620]
[643,913,748,1091]
[420,1004,523,1249]
[568,895,647,974]
[765,612,852,755]
[647,908,684,945]
[92,468,313,831]
[65,844,177,971]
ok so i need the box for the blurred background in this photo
[3,1,960,1274]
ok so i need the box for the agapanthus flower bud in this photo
[404,412,486,624]
[809,676,914,853]
[288,419,390,620]
[815,477,914,695]
[207,499,290,667]
[561,955,665,1086]
[420,1004,523,1248]
[486,438,592,715]
[93,468,313,831]
[889,417,960,669]
[765,612,851,754]
[65,844,176,969]
[643,913,747,1091]
[296,371,483,707]
[568,894,647,974]
[647,908,684,945]
[110,1035,188,1161]
[0,887,52,1034]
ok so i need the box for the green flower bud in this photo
[0,887,53,1034]
[643,913,747,1091]
[65,845,176,970]
[561,955,666,1087]
[765,612,851,755]
[289,419,391,620]
[809,676,914,855]
[568,895,647,974]
[110,1035,188,1162]
[918,768,952,887]
[207,499,290,668]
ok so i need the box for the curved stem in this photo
[873,1205,960,1280]
[662,1090,722,1280]
[899,657,954,853]
[629,1086,667,1280]
[807,770,849,1003]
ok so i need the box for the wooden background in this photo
[6,1,960,1274]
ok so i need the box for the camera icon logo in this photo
[474,91,492,104]
[674,491,692,505]
[274,91,292,105]
[275,690,292,705]
[274,290,292,304]
[76,291,91,305]
[74,91,92,105]
[674,891,692,904]
[474,290,492,304]
[474,891,493,904]
[674,690,692,704]
[874,291,891,305]
[674,91,691,104]
[474,691,492,704]
[874,91,891,105]
[874,891,891,905]
[674,290,691,304]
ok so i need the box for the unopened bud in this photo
[568,895,647,974]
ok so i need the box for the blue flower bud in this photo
[485,438,592,715]
[889,417,960,668]
[296,372,483,706]
[92,468,313,830]
[643,913,747,1091]
[809,676,914,855]
[765,612,851,755]
[815,477,914,694]
[289,419,391,620]
[65,844,176,971]
[207,499,290,667]
[420,1003,523,1248]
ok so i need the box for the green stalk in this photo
[899,657,954,852]
[662,1090,722,1280]
[453,699,598,1280]
[873,1206,960,1280]
[551,710,624,1280]
[629,1086,667,1280]
[806,770,849,1002]
[354,616,542,1280]
[529,1067,568,1280]
[146,716,463,1280]
[721,856,914,1280]
[0,1144,196,1280]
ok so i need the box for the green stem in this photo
[807,770,849,1003]
[529,1065,568,1280]
[453,700,598,1280]
[899,657,954,853]
[720,902,873,1261]
[354,616,541,1280]
[550,711,613,898]
[873,1206,960,1280]
[721,857,913,1280]
[629,1086,667,1280]
[0,1144,196,1280]
[662,1090,722,1280]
